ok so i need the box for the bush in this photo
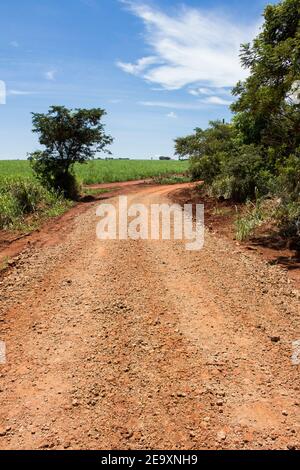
[190,153,221,184]
[220,146,272,202]
[270,155,300,241]
[0,192,21,228]
[276,202,300,237]
[235,201,266,241]
[0,177,70,230]
[29,151,81,200]
[200,146,273,202]
[276,154,300,202]
[210,175,235,200]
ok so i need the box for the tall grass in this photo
[0,159,188,231]
[0,159,188,185]
[235,200,269,242]
[0,177,71,230]
[76,160,188,184]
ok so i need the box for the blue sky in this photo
[0,0,274,160]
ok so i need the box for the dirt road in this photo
[0,184,299,450]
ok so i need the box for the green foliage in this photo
[209,176,236,200]
[276,153,300,201]
[175,121,237,161]
[0,177,70,230]
[179,120,239,187]
[75,159,188,185]
[235,201,266,241]
[29,106,113,199]
[190,153,222,184]
[217,146,273,202]
[275,201,300,239]
[0,160,188,231]
[176,0,300,238]
[273,154,300,238]
[232,0,300,154]
[0,159,188,185]
[187,123,272,202]
[153,175,190,185]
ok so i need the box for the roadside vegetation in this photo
[153,174,190,185]
[175,0,300,247]
[0,160,187,231]
[0,160,188,232]
[0,103,189,231]
[0,177,72,231]
[0,159,188,185]
[76,159,188,185]
[28,106,113,200]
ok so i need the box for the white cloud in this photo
[203,96,233,106]
[8,89,37,96]
[140,98,231,109]
[189,87,213,96]
[45,70,56,81]
[116,56,158,75]
[140,100,202,110]
[189,87,232,97]
[167,111,178,118]
[118,1,260,90]
[0,81,6,105]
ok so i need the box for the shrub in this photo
[215,147,271,201]
[0,192,21,228]
[0,177,70,230]
[210,175,235,200]
[276,154,300,202]
[275,201,300,241]
[190,153,221,184]
[235,201,266,241]
[29,151,81,200]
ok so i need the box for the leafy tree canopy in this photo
[175,121,237,161]
[29,106,113,199]
[232,0,300,153]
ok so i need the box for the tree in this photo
[29,106,113,199]
[175,130,205,160]
[232,0,300,156]
[175,121,237,162]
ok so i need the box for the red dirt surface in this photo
[0,182,299,450]
[171,186,300,290]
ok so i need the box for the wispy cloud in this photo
[118,1,260,91]
[0,81,6,105]
[188,87,231,97]
[45,69,56,81]
[140,98,231,109]
[139,100,202,110]
[189,87,214,96]
[117,56,158,75]
[8,89,38,96]
[10,41,19,48]
[167,111,178,119]
[203,96,233,106]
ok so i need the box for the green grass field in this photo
[0,159,189,231]
[0,159,189,184]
